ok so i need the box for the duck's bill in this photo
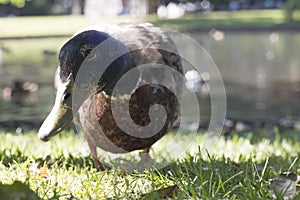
[38,103,73,141]
[38,77,74,141]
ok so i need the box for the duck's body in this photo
[80,82,180,154]
[38,23,183,170]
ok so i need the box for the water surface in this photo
[0,31,299,128]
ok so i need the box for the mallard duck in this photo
[2,80,38,103]
[38,23,183,170]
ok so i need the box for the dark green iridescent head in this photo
[58,30,134,91]
[38,30,134,141]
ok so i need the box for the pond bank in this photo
[1,117,299,135]
[1,10,299,39]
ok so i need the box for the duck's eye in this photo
[84,49,92,57]
[80,45,96,59]
[85,49,97,61]
[62,91,71,100]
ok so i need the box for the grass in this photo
[0,15,144,38]
[1,9,300,39]
[0,129,300,199]
[150,9,293,31]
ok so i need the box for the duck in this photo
[2,80,38,103]
[38,23,183,170]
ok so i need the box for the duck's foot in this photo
[92,157,106,171]
[139,148,151,160]
[86,135,105,171]
[139,148,153,168]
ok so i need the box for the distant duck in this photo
[38,23,183,170]
[43,50,56,56]
[2,80,38,103]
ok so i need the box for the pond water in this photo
[195,31,300,121]
[0,31,299,129]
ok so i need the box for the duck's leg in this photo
[86,135,105,171]
[139,147,152,164]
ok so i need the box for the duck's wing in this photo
[116,23,183,95]
[77,23,182,72]
[115,23,182,70]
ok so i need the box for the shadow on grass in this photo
[0,148,95,169]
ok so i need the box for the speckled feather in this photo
[79,84,180,153]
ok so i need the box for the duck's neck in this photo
[102,59,142,98]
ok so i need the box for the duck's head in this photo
[38,30,134,141]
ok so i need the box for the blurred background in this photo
[0,0,300,134]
